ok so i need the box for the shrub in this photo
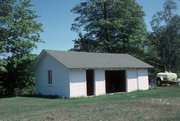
[15,85,35,96]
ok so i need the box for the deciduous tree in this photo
[0,0,43,96]
[149,0,180,72]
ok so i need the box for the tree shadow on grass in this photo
[0,94,64,99]
[19,94,62,99]
[0,95,16,99]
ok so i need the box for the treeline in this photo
[0,0,179,97]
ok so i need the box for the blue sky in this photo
[31,0,180,54]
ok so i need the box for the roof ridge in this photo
[44,49,129,55]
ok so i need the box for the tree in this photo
[0,0,43,56]
[0,54,37,96]
[71,0,147,57]
[70,33,98,52]
[149,0,180,72]
[0,0,43,96]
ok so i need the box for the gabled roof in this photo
[32,49,153,70]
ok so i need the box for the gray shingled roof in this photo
[44,49,153,69]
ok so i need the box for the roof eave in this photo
[69,66,153,70]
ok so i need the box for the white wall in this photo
[69,68,149,97]
[126,69,138,92]
[94,70,106,96]
[69,70,87,97]
[138,69,149,90]
[126,69,149,92]
[35,55,70,98]
[69,69,106,97]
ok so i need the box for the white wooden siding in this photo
[69,70,87,97]
[126,69,149,92]
[138,69,149,90]
[126,69,138,92]
[69,69,106,97]
[35,55,70,97]
[94,70,106,96]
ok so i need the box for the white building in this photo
[31,49,153,98]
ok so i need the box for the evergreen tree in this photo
[71,0,147,57]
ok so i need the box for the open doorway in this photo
[105,70,126,93]
[86,70,94,96]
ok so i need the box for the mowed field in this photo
[0,86,180,121]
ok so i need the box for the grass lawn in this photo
[0,86,180,121]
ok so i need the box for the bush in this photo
[15,85,35,96]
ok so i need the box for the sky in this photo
[31,0,180,54]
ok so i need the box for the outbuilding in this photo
[31,49,153,98]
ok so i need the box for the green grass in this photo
[0,86,180,121]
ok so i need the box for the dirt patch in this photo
[141,97,180,106]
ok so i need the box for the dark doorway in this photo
[105,70,126,93]
[86,70,94,96]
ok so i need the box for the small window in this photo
[48,70,52,84]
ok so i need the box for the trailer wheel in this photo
[157,77,162,86]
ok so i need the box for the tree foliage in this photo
[70,33,98,52]
[0,0,43,96]
[0,0,43,56]
[71,0,147,57]
[149,0,180,72]
[0,54,37,96]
